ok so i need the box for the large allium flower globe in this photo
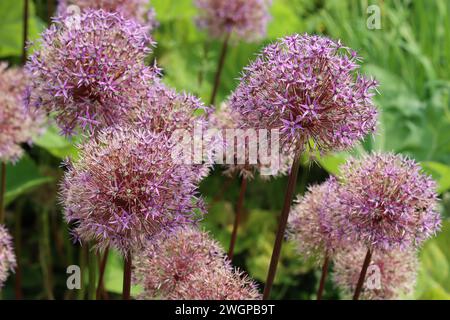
[57,0,158,31]
[26,9,158,136]
[195,0,272,41]
[134,227,261,300]
[336,153,441,250]
[0,64,45,162]
[332,246,418,300]
[0,225,16,289]
[288,178,344,262]
[61,127,205,254]
[230,34,378,155]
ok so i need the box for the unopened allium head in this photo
[288,178,344,262]
[0,225,16,289]
[26,9,158,136]
[333,246,418,300]
[61,126,205,254]
[0,64,45,163]
[337,153,441,250]
[57,0,158,31]
[230,34,378,155]
[195,0,272,41]
[134,226,261,300]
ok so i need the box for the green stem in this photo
[88,247,97,300]
[77,246,87,300]
[14,208,23,299]
[22,0,29,64]
[38,208,54,299]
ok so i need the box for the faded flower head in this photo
[337,153,441,250]
[288,178,344,262]
[195,0,272,41]
[333,246,418,300]
[230,34,378,155]
[134,226,261,300]
[61,126,205,254]
[57,0,158,31]
[0,225,16,289]
[26,9,158,136]
[0,64,46,163]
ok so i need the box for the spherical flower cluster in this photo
[0,64,45,162]
[60,126,205,254]
[287,178,344,262]
[133,226,261,300]
[195,0,272,41]
[57,0,158,32]
[26,9,158,136]
[230,34,378,155]
[332,246,418,300]
[336,153,441,250]
[0,224,16,289]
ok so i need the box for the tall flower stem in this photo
[228,177,248,260]
[263,154,301,300]
[316,253,330,300]
[77,246,87,300]
[353,247,373,300]
[122,253,132,300]
[88,247,97,300]
[38,208,54,299]
[96,246,109,300]
[0,163,6,224]
[14,208,23,299]
[22,0,29,64]
[210,31,231,106]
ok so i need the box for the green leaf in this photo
[421,161,450,193]
[34,126,78,159]
[4,155,53,205]
[104,250,142,297]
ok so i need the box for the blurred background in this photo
[1,0,450,299]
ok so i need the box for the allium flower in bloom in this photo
[57,0,158,31]
[26,9,158,136]
[0,224,16,289]
[134,227,261,300]
[332,246,418,300]
[0,64,45,163]
[337,153,441,250]
[195,0,272,41]
[61,126,205,254]
[288,178,343,262]
[230,34,378,155]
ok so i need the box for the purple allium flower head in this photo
[57,0,159,31]
[133,226,261,300]
[0,224,16,289]
[195,0,272,41]
[60,126,206,254]
[26,9,158,136]
[230,34,378,155]
[0,64,46,163]
[336,153,441,250]
[332,246,418,300]
[287,178,344,262]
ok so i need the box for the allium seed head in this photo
[61,126,205,254]
[57,0,158,31]
[26,9,158,136]
[0,64,46,163]
[230,34,378,155]
[195,0,272,41]
[332,246,418,300]
[336,153,441,250]
[288,178,344,262]
[134,226,261,300]
[0,224,16,289]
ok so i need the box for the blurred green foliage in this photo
[1,0,449,299]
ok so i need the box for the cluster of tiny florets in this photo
[26,9,158,136]
[288,178,344,262]
[61,126,206,254]
[57,0,159,31]
[195,0,272,41]
[332,246,418,300]
[230,33,378,155]
[336,153,441,250]
[0,64,46,162]
[0,225,16,289]
[134,227,261,300]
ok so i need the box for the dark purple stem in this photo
[210,32,231,106]
[353,247,373,300]
[228,177,248,260]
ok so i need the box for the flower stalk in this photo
[228,177,248,260]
